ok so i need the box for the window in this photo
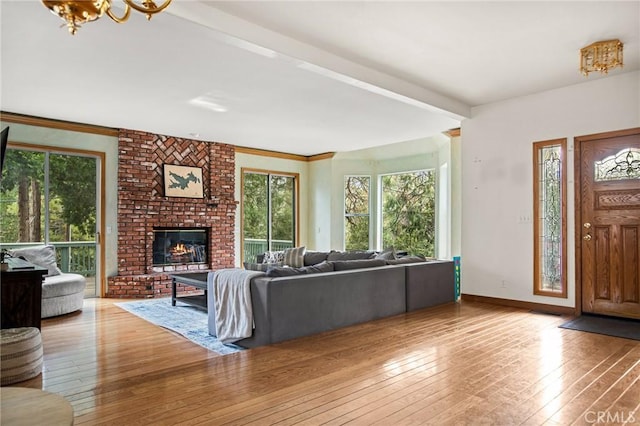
[594,148,640,181]
[344,176,370,250]
[533,139,567,297]
[0,146,100,296]
[241,169,298,263]
[380,170,435,257]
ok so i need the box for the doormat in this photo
[559,314,640,341]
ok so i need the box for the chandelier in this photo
[41,0,172,35]
[580,39,624,76]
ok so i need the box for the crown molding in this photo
[0,111,118,137]
[235,146,335,162]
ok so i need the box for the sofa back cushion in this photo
[327,250,375,261]
[9,244,62,276]
[303,251,330,266]
[265,261,334,277]
[330,258,387,271]
[244,262,283,271]
[386,256,427,265]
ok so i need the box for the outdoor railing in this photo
[0,241,96,277]
[244,239,294,263]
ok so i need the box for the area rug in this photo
[559,314,640,341]
[115,298,243,355]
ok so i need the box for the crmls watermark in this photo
[584,411,636,424]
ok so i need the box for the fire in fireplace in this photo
[152,228,208,266]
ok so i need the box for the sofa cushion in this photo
[386,255,427,265]
[301,261,334,274]
[265,261,334,277]
[42,273,86,298]
[9,245,62,276]
[327,250,375,261]
[375,247,397,260]
[330,259,387,271]
[244,262,283,271]
[303,251,330,266]
[283,246,306,267]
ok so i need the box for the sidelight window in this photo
[533,139,567,298]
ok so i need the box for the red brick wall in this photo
[106,130,236,298]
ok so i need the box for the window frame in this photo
[240,168,299,264]
[343,175,371,251]
[378,168,436,256]
[533,138,567,298]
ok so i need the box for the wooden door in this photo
[576,128,640,319]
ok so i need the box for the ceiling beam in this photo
[166,2,470,121]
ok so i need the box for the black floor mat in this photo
[559,314,640,341]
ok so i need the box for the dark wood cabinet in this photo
[1,258,47,330]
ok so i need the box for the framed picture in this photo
[163,164,204,198]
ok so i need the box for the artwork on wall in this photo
[163,164,204,198]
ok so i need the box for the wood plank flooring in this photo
[6,299,640,425]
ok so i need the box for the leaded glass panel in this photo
[594,148,640,181]
[538,145,562,292]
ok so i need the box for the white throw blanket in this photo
[208,269,263,344]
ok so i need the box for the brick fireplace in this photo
[106,129,236,298]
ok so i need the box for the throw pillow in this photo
[262,250,285,264]
[375,247,397,260]
[283,246,306,268]
[9,244,62,276]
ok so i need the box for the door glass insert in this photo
[594,148,640,181]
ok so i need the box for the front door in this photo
[576,128,640,319]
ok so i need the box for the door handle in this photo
[583,222,591,229]
[583,234,592,241]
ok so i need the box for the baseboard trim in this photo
[461,294,576,316]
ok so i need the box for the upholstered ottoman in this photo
[42,273,86,318]
[0,327,43,386]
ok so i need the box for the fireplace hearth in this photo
[152,228,208,266]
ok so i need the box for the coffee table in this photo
[170,272,209,310]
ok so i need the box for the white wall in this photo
[461,71,640,307]
[0,121,120,281]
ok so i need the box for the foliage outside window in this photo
[533,139,567,298]
[242,169,297,263]
[344,176,370,251]
[381,170,435,257]
[0,147,98,278]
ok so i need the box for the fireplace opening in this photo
[152,228,208,266]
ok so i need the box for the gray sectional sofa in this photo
[213,252,455,348]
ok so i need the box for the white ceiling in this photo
[1,1,638,156]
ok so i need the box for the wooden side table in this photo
[1,258,47,330]
[0,387,74,425]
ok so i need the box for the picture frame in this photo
[163,164,204,198]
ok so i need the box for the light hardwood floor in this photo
[10,299,640,425]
